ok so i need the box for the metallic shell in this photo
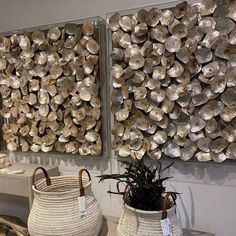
[164,35,181,53]
[108,1,236,162]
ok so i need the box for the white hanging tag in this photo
[161,218,172,236]
[78,196,87,216]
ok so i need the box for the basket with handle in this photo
[117,192,183,236]
[28,167,103,236]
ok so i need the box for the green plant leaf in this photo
[98,158,176,211]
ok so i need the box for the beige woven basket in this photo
[117,192,183,236]
[28,167,102,236]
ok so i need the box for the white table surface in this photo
[0,163,59,207]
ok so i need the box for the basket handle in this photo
[122,184,130,201]
[161,192,177,220]
[78,168,91,197]
[32,167,52,190]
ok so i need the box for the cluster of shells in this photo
[109,0,236,162]
[0,21,102,155]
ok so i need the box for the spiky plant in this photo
[98,158,177,211]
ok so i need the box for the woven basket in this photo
[117,192,183,236]
[28,167,103,236]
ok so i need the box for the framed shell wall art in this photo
[108,0,236,162]
[0,17,109,157]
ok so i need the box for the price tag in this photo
[161,218,172,236]
[78,196,87,216]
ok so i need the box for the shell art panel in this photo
[109,0,236,162]
[0,18,107,156]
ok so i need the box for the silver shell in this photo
[205,118,218,134]
[166,84,179,101]
[228,1,236,21]
[161,54,174,69]
[112,64,124,79]
[176,47,191,64]
[82,21,94,36]
[192,93,208,106]
[171,23,187,38]
[162,99,174,113]
[86,39,99,54]
[220,88,236,106]
[209,138,228,153]
[152,66,166,80]
[149,107,164,122]
[0,58,7,70]
[146,8,161,27]
[226,67,236,87]
[195,151,212,162]
[222,126,236,143]
[202,62,220,77]
[32,30,45,44]
[150,88,166,103]
[169,105,181,120]
[19,35,31,51]
[211,152,228,163]
[115,109,129,121]
[108,13,120,31]
[180,147,195,161]
[47,27,61,41]
[153,131,167,144]
[200,0,217,16]
[160,10,174,26]
[118,145,131,157]
[134,23,148,36]
[190,116,206,132]
[197,137,211,152]
[181,5,199,29]
[177,122,190,138]
[215,40,233,60]
[220,106,236,122]
[199,103,214,120]
[164,36,181,53]
[186,57,202,75]
[211,74,226,94]
[172,1,190,19]
[199,17,216,33]
[119,16,136,32]
[167,61,184,77]
[148,149,162,160]
[50,65,63,79]
[137,8,147,23]
[151,25,169,43]
[141,41,153,57]
[202,31,220,48]
[195,48,212,64]
[226,143,236,159]
[163,142,181,158]
[215,18,235,35]
[129,55,145,70]
[133,87,147,100]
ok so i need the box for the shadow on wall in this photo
[9,151,236,187]
[169,183,194,230]
[9,151,111,175]
[169,159,236,187]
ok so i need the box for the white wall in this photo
[0,1,236,236]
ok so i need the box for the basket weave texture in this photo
[28,168,102,236]
[117,193,183,236]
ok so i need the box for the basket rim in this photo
[123,203,176,215]
[32,175,92,195]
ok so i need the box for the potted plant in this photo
[98,158,183,236]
